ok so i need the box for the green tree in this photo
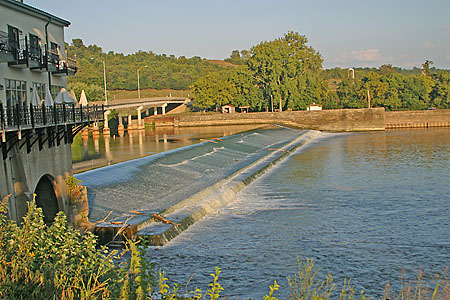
[227,67,265,111]
[422,60,433,76]
[247,31,325,111]
[430,71,450,108]
[67,82,105,102]
[337,78,365,108]
[190,72,235,109]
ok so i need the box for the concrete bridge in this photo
[0,103,104,224]
[98,97,191,133]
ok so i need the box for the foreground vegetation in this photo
[1,193,450,299]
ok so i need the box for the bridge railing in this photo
[0,103,105,132]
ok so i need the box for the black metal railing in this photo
[54,53,77,75]
[0,103,104,131]
[47,48,59,67]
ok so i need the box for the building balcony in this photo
[28,46,45,70]
[1,32,76,76]
[8,38,29,68]
[53,54,77,77]
[6,37,45,70]
[46,48,59,72]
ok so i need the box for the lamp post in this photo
[90,58,108,105]
[103,60,107,105]
[137,65,148,99]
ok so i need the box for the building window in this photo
[5,79,27,107]
[51,85,64,98]
[7,25,19,51]
[29,33,41,59]
[33,82,46,101]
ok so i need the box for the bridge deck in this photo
[1,103,104,159]
[99,97,190,110]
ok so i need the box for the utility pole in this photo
[137,65,148,99]
[103,60,107,104]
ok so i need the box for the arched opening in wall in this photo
[34,175,59,224]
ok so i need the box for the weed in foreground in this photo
[0,194,449,300]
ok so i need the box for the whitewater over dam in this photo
[75,125,322,244]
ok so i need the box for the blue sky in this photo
[27,0,450,69]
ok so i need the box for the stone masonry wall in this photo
[385,109,450,129]
[177,108,386,132]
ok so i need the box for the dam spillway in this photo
[75,126,321,244]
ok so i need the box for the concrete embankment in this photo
[175,108,386,131]
[148,108,450,131]
[385,110,450,129]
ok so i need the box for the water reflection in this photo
[72,125,266,173]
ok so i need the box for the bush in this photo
[0,195,126,299]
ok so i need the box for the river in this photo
[145,128,450,298]
[74,127,450,298]
[71,124,265,173]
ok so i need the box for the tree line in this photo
[66,39,228,101]
[67,36,450,111]
[191,35,450,111]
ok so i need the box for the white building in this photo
[0,0,76,108]
[306,103,323,111]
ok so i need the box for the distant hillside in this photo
[67,39,230,92]
[206,60,240,68]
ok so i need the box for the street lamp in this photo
[137,65,148,99]
[103,60,107,104]
[90,58,108,104]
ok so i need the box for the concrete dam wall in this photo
[148,108,450,131]
[385,110,450,129]
[176,108,386,132]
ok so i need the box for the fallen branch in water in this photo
[152,213,180,226]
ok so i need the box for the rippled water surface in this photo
[147,128,450,299]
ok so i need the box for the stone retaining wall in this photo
[177,108,386,132]
[385,110,450,129]
[145,108,450,131]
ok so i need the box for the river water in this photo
[141,128,450,298]
[71,125,266,173]
[75,126,450,298]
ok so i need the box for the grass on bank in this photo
[0,194,449,300]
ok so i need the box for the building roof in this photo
[0,0,71,27]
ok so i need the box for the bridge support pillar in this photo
[154,106,158,116]
[92,125,100,138]
[118,112,124,136]
[137,106,145,130]
[103,110,111,136]
[127,113,132,130]
[162,103,167,115]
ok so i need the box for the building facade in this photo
[0,0,80,224]
[0,0,76,108]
